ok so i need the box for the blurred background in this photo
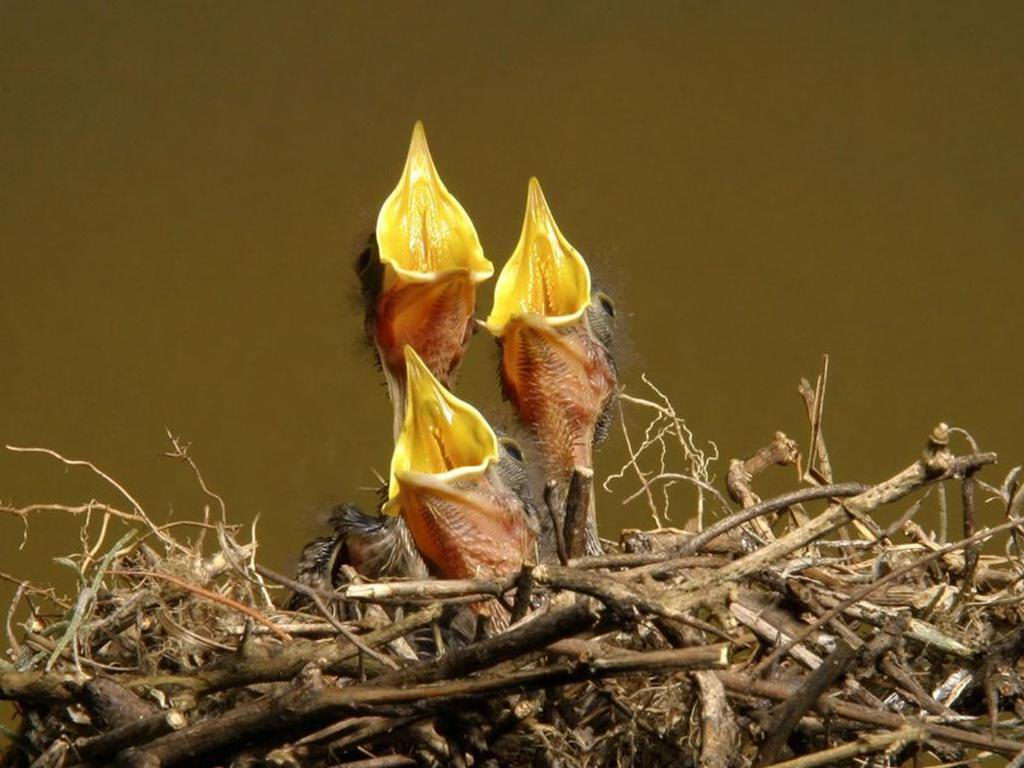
[1,1,1022,732]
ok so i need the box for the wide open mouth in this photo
[385,346,499,513]
[375,121,493,287]
[485,177,591,336]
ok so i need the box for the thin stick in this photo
[5,445,180,552]
[719,670,1023,754]
[163,429,228,549]
[762,726,926,768]
[615,400,663,525]
[510,563,535,624]
[675,483,869,557]
[754,516,1022,675]
[257,561,513,604]
[113,569,290,641]
[562,467,594,559]
[310,593,400,671]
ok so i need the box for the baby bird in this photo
[356,122,492,437]
[292,121,503,604]
[291,348,538,625]
[385,346,538,583]
[486,178,618,558]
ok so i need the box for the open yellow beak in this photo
[385,346,499,513]
[485,177,592,336]
[376,122,493,289]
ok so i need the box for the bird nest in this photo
[3,368,1024,768]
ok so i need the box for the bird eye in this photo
[500,437,524,462]
[355,246,374,275]
[596,292,616,318]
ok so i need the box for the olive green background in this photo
[1,0,1022,740]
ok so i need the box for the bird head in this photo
[385,346,536,580]
[485,178,618,478]
[363,122,493,432]
[485,177,591,336]
[375,121,491,290]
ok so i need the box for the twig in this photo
[960,466,980,602]
[0,670,76,703]
[879,654,952,717]
[81,678,158,729]
[328,757,417,768]
[6,581,28,656]
[937,482,949,543]
[162,430,228,548]
[799,356,833,486]
[762,726,925,768]
[757,639,859,764]
[613,399,662,526]
[531,564,732,643]
[674,483,869,557]
[693,669,738,768]
[258,561,514,605]
[310,593,400,671]
[372,601,599,687]
[727,432,800,509]
[510,563,535,624]
[112,569,290,641]
[344,579,513,602]
[73,710,187,763]
[5,445,181,552]
[609,381,726,524]
[717,671,1023,754]
[122,647,727,766]
[664,446,998,618]
[544,481,569,566]
[562,467,594,559]
[130,604,443,694]
[754,515,1021,675]
[729,603,822,670]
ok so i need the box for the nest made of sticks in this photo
[3,368,1024,768]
